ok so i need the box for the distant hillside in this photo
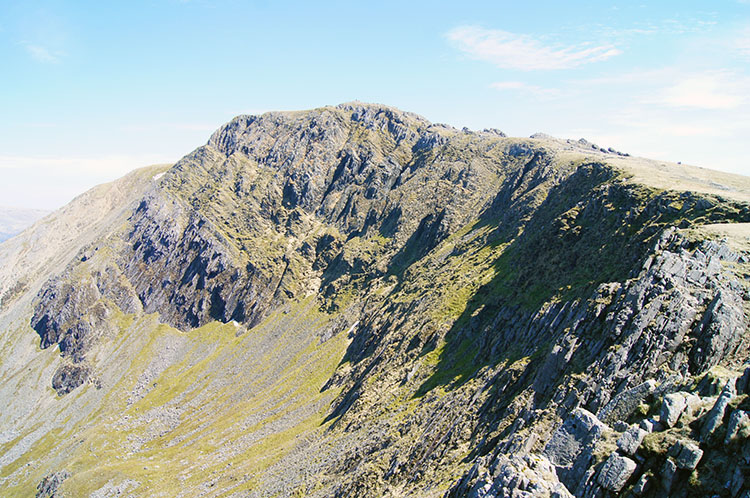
[0,207,49,242]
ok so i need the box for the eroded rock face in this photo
[31,261,141,375]
[30,103,520,371]
[448,454,573,498]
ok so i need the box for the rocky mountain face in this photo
[0,103,749,497]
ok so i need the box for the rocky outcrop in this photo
[51,363,90,396]
[27,103,550,384]
[448,454,573,498]
[32,263,141,361]
[36,470,70,498]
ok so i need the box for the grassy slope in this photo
[1,300,350,497]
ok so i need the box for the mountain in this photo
[0,102,749,497]
[0,207,50,243]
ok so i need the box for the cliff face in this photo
[1,103,749,497]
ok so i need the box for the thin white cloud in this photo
[576,67,749,111]
[490,81,561,99]
[0,154,175,210]
[446,25,622,71]
[658,73,747,110]
[0,154,172,173]
[22,43,64,64]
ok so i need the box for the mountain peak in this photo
[1,103,749,498]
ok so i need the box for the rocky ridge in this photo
[0,103,748,497]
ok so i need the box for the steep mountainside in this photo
[1,103,749,497]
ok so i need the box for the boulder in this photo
[617,426,647,455]
[543,408,606,468]
[702,378,736,441]
[660,392,687,427]
[661,458,677,493]
[597,453,637,492]
[682,392,703,419]
[672,440,703,469]
[725,410,750,444]
[639,418,663,433]
[598,380,657,425]
[543,408,607,490]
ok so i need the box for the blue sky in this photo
[2,1,749,209]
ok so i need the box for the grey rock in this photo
[457,454,573,498]
[613,420,630,432]
[551,484,573,498]
[597,453,637,492]
[544,408,606,466]
[661,458,677,493]
[639,418,663,433]
[598,380,657,425]
[672,440,703,469]
[36,470,71,498]
[661,392,688,427]
[702,378,736,441]
[617,426,647,455]
[725,410,750,444]
[683,392,703,420]
[51,363,90,396]
[482,128,507,137]
[692,290,747,370]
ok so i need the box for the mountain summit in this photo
[1,103,749,497]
